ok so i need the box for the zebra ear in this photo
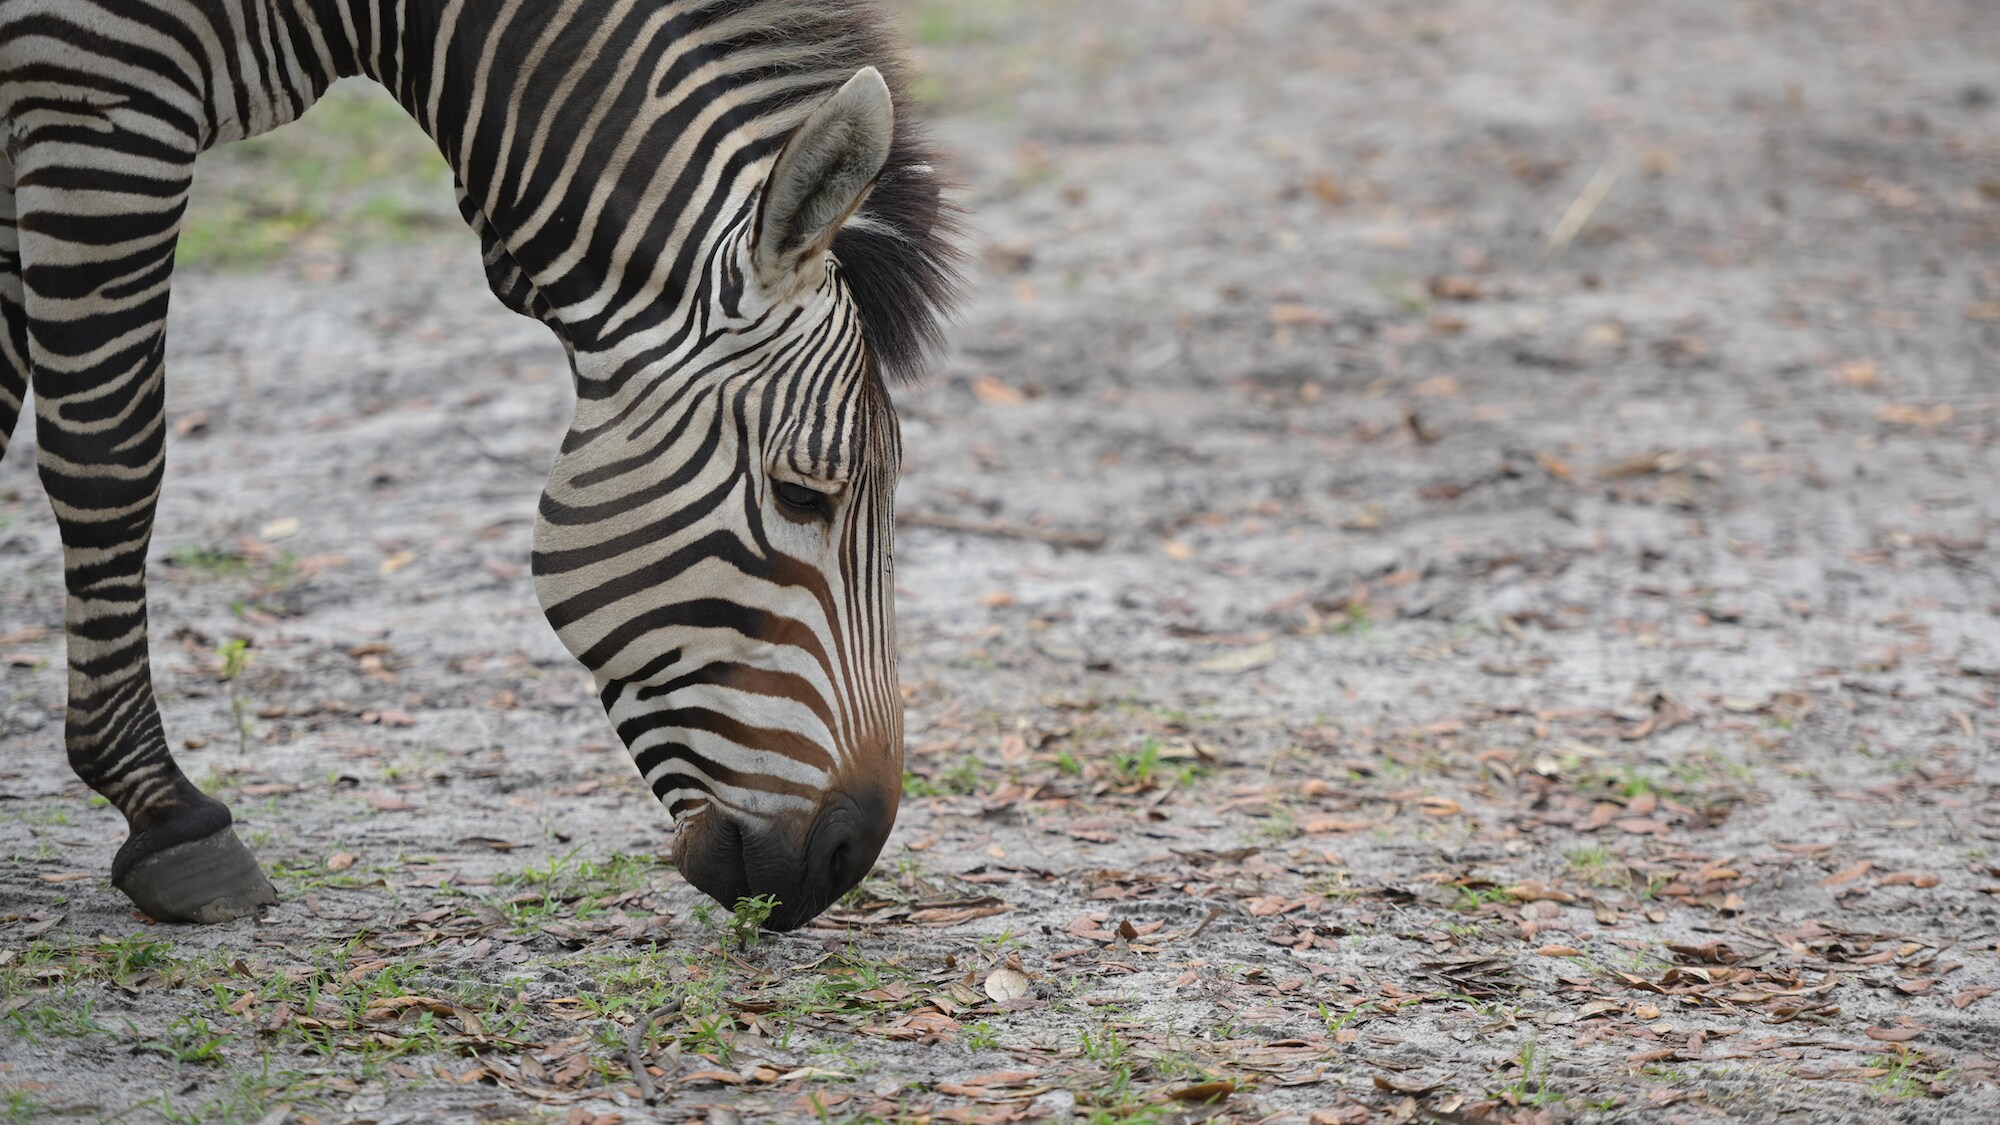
[752,66,896,286]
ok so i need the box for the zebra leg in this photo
[0,148,26,459]
[14,141,276,923]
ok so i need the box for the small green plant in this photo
[1334,601,1371,635]
[171,545,249,578]
[1565,845,1633,888]
[903,756,982,798]
[1871,1047,1945,1100]
[1451,885,1520,911]
[728,894,780,948]
[132,1013,231,1065]
[0,1091,48,1124]
[216,638,252,754]
[1492,1037,1561,1107]
[1318,1001,1367,1038]
[3,988,108,1039]
[965,1020,1000,1050]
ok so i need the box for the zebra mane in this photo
[724,0,967,386]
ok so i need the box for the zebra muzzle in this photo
[672,785,896,931]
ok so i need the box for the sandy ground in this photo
[3,1,2000,1122]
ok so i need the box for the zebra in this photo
[0,0,962,931]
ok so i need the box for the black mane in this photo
[736,0,967,385]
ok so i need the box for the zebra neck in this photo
[303,0,830,360]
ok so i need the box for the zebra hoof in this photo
[113,827,278,923]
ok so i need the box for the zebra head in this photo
[532,68,956,931]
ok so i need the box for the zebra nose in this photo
[672,784,897,932]
[808,786,895,901]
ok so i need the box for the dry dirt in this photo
[3,1,2000,1122]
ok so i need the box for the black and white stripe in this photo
[0,0,962,929]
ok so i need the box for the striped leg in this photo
[0,149,25,457]
[14,139,275,923]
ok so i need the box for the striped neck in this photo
[299,0,857,362]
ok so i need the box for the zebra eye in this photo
[773,481,831,515]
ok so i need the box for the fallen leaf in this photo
[172,409,214,437]
[1833,359,1881,388]
[1952,987,1994,1009]
[1824,861,1873,887]
[379,550,417,576]
[1270,303,1331,327]
[972,375,1024,405]
[1864,1026,1923,1043]
[1200,642,1277,674]
[1877,402,1952,426]
[984,969,1031,1003]
[1168,1080,1237,1103]
[1426,276,1483,301]
[259,517,301,541]
[1371,1075,1446,1097]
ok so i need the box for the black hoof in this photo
[113,826,278,923]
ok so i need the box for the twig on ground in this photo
[1173,905,1226,943]
[898,510,1108,550]
[625,996,682,1105]
[1543,151,1623,258]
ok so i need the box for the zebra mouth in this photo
[670,788,894,931]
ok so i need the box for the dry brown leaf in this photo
[1536,945,1584,958]
[1824,861,1873,887]
[379,550,417,576]
[1371,1075,1446,1097]
[1200,641,1277,674]
[1864,1026,1923,1043]
[363,995,455,1021]
[983,968,1031,1003]
[1168,1080,1237,1103]
[1953,987,1994,1009]
[1270,303,1331,327]
[1877,402,1952,426]
[972,375,1024,405]
[1834,359,1881,388]
[1303,817,1380,835]
[1426,276,1484,301]
[327,852,357,871]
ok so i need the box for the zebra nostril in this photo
[824,837,852,883]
